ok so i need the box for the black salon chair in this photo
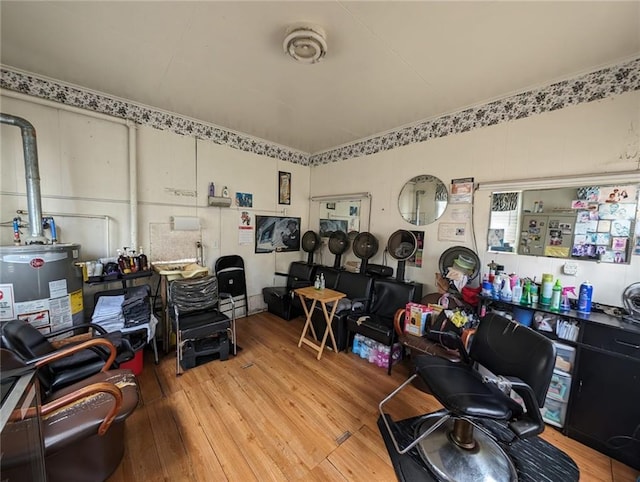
[346,278,420,374]
[311,270,373,351]
[262,261,317,320]
[379,313,556,481]
[169,274,234,375]
[215,255,248,321]
[0,318,134,396]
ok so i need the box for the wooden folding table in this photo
[294,286,346,360]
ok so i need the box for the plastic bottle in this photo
[138,247,149,271]
[577,281,593,314]
[352,333,363,355]
[222,186,229,198]
[521,280,532,306]
[117,248,130,274]
[492,275,502,300]
[501,280,512,302]
[512,279,522,303]
[320,273,325,290]
[540,273,554,305]
[314,275,321,290]
[208,182,215,197]
[560,287,575,313]
[550,279,562,312]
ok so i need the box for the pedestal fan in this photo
[387,229,417,281]
[622,282,640,324]
[301,230,321,265]
[328,230,349,268]
[352,232,379,274]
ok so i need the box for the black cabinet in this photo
[566,324,640,470]
[479,295,640,470]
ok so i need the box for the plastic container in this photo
[541,395,568,428]
[553,342,576,373]
[512,307,533,327]
[547,369,572,402]
[540,274,554,305]
[352,333,364,356]
[120,349,144,375]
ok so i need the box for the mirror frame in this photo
[398,174,448,226]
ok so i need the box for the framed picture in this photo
[278,171,291,205]
[255,216,300,253]
[235,192,253,207]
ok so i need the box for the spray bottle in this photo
[560,286,576,313]
[550,279,562,312]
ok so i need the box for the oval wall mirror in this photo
[398,175,448,226]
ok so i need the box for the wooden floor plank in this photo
[108,311,639,482]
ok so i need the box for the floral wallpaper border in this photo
[2,57,639,167]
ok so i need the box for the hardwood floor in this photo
[109,312,639,482]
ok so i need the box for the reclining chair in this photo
[169,274,235,375]
[311,270,373,351]
[346,278,421,374]
[1,338,139,482]
[0,318,134,396]
[379,313,556,482]
[262,261,317,320]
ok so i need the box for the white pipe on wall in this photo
[2,90,139,254]
[128,122,138,250]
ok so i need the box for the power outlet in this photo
[563,261,578,276]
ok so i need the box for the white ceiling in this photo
[1,1,639,154]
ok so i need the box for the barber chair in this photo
[347,278,420,374]
[169,274,235,375]
[379,313,556,481]
[262,261,317,320]
[0,318,134,396]
[1,338,139,482]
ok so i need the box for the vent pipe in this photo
[0,113,47,244]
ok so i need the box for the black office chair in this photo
[379,313,556,481]
[215,255,248,323]
[169,274,235,375]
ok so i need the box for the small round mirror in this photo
[398,175,448,226]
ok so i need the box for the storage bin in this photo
[547,369,572,403]
[553,342,576,373]
[541,395,568,428]
[120,349,143,376]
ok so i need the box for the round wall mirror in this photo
[398,175,448,226]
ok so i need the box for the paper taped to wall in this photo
[172,216,200,231]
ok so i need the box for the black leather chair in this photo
[1,341,139,482]
[0,318,134,397]
[346,278,421,374]
[262,261,317,320]
[169,274,234,375]
[311,270,373,351]
[215,255,248,321]
[379,313,556,481]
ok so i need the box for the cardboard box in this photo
[404,303,432,336]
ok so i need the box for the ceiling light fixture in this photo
[283,23,327,64]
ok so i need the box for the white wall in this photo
[309,91,640,307]
[1,95,311,314]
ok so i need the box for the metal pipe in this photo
[0,113,46,244]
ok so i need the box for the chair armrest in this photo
[504,375,546,438]
[31,338,118,372]
[274,271,290,277]
[46,322,109,338]
[427,330,471,364]
[393,308,406,336]
[13,381,124,436]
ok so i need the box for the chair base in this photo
[415,414,517,482]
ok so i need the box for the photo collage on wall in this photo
[571,185,638,263]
